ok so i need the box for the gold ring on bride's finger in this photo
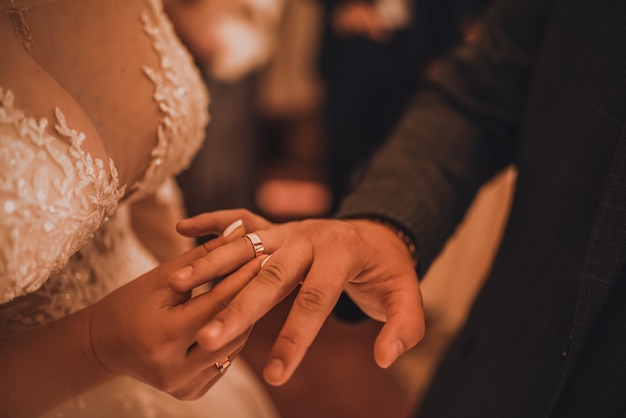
[243,233,264,258]
[215,356,231,375]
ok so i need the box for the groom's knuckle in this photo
[211,296,229,315]
[257,264,285,288]
[276,330,307,351]
[340,224,362,247]
[294,286,327,315]
[223,299,245,319]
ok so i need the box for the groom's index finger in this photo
[195,236,314,351]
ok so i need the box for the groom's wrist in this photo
[362,216,418,268]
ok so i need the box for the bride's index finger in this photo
[177,209,272,237]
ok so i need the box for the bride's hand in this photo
[85,225,263,400]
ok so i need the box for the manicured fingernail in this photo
[222,219,243,237]
[265,358,284,383]
[261,254,272,267]
[172,265,193,281]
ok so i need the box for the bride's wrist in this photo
[46,308,117,396]
[0,310,117,417]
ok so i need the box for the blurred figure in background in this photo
[167,0,285,219]
[248,0,493,219]
[253,0,332,220]
[319,0,490,211]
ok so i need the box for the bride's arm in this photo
[0,309,113,417]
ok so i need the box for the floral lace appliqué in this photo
[0,87,124,305]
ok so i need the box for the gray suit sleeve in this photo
[335,0,552,274]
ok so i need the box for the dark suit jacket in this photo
[336,0,626,416]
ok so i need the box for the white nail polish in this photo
[261,254,272,267]
[222,219,243,237]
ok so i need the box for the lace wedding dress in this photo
[0,0,279,416]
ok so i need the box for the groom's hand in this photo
[171,209,425,386]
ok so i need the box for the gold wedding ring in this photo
[215,356,231,375]
[243,232,264,258]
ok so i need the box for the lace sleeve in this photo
[0,88,124,303]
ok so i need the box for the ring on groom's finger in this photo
[243,233,264,258]
[215,356,231,375]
